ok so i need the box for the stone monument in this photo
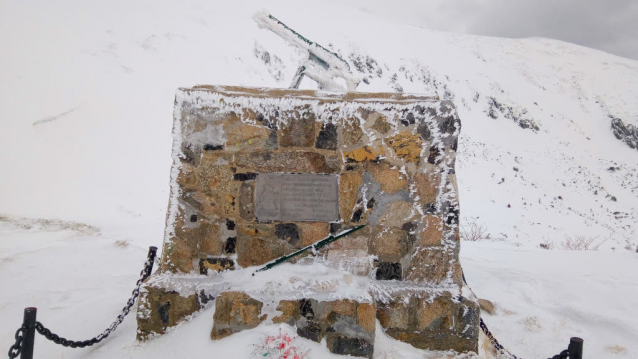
[137,85,479,357]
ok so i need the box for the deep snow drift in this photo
[1,0,637,358]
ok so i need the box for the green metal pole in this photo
[253,225,366,274]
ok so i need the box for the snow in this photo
[1,0,637,358]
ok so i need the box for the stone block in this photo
[378,201,416,228]
[375,262,402,280]
[389,132,423,164]
[418,215,444,246]
[377,294,479,353]
[364,161,408,194]
[297,222,330,247]
[280,111,316,147]
[137,286,200,340]
[413,171,441,205]
[238,182,255,221]
[275,223,300,247]
[161,213,199,273]
[404,248,463,285]
[315,122,338,150]
[272,300,299,326]
[343,146,384,162]
[339,172,362,222]
[199,257,235,275]
[224,121,271,151]
[198,221,222,256]
[369,227,409,262]
[356,303,376,332]
[195,160,235,195]
[211,292,266,340]
[274,298,375,358]
[234,150,341,173]
[236,225,293,267]
[341,119,364,146]
[370,112,391,134]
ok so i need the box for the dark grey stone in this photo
[315,123,338,150]
[297,322,323,342]
[158,301,171,324]
[417,122,431,140]
[376,262,402,280]
[223,237,236,253]
[275,223,300,246]
[328,336,374,358]
[233,173,257,181]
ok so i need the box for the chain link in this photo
[7,326,26,359]
[31,255,155,350]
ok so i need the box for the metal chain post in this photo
[7,246,157,358]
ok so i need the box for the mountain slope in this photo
[1,1,637,358]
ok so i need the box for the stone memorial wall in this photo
[137,85,479,356]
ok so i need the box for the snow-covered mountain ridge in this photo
[1,0,636,249]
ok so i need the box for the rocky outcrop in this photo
[611,115,638,150]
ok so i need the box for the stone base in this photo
[273,298,376,358]
[210,291,267,340]
[136,285,201,341]
[377,292,479,353]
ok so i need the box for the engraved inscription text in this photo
[255,173,339,221]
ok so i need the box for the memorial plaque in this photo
[255,173,339,221]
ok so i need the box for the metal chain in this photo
[549,349,569,359]
[479,317,520,359]
[7,325,26,359]
[32,255,155,349]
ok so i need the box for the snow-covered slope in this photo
[1,0,636,248]
[1,1,637,358]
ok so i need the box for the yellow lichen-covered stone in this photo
[343,146,385,162]
[389,132,423,163]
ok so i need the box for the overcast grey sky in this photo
[350,0,638,60]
